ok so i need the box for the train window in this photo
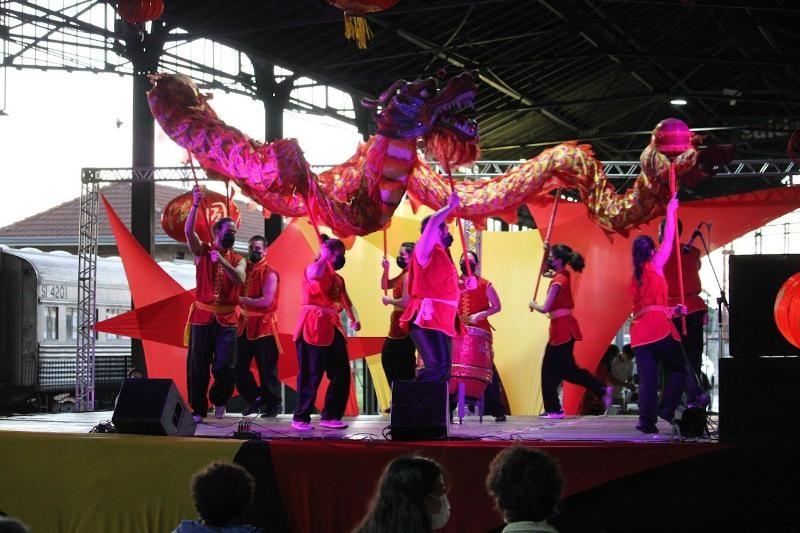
[105,308,121,340]
[45,307,59,340]
[66,307,78,340]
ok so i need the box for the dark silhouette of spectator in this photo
[173,461,262,532]
[0,514,29,533]
[486,446,564,533]
[353,455,450,533]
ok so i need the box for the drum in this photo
[449,326,494,399]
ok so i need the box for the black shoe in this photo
[260,404,281,418]
[636,423,659,434]
[243,397,263,416]
[494,414,507,422]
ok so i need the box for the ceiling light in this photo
[670,98,688,106]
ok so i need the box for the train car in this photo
[0,245,195,412]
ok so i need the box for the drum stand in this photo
[455,382,486,424]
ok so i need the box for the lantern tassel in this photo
[343,12,373,49]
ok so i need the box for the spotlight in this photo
[670,98,688,106]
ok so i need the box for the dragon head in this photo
[362,72,479,143]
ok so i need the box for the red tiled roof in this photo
[0,183,269,244]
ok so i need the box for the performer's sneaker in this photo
[494,414,507,422]
[543,411,565,419]
[214,405,226,419]
[636,423,659,434]
[192,414,204,424]
[320,419,348,429]
[260,404,281,418]
[242,397,263,416]
[291,420,314,431]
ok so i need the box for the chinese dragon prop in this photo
[148,72,732,237]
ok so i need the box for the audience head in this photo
[190,461,255,528]
[486,446,564,524]
[0,515,29,533]
[355,455,449,533]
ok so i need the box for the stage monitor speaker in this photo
[112,378,196,437]
[719,357,800,443]
[389,381,449,441]
[729,254,800,357]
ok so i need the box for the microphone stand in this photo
[696,225,729,395]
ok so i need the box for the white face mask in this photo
[430,493,450,530]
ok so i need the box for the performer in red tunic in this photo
[530,243,610,418]
[235,235,281,417]
[399,192,464,383]
[380,242,416,391]
[660,219,710,408]
[292,236,361,431]
[185,185,246,423]
[457,251,508,421]
[629,195,688,433]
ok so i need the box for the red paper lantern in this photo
[118,0,165,24]
[326,0,402,49]
[652,118,692,159]
[161,189,241,244]
[774,272,800,349]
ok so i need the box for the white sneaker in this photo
[214,405,226,419]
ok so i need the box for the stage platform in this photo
[1,411,797,533]
[0,411,707,443]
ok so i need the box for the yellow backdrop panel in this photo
[481,230,549,416]
[0,431,241,533]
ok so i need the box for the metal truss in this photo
[0,1,357,125]
[75,172,98,411]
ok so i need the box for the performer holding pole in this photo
[292,235,361,431]
[399,192,461,383]
[530,244,611,418]
[185,185,246,423]
[629,194,688,433]
[380,242,417,392]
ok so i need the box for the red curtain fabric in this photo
[268,439,719,533]
[528,185,800,413]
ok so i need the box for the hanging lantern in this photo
[161,189,241,244]
[652,118,692,159]
[118,0,165,25]
[774,273,800,349]
[326,0,402,49]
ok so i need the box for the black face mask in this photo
[249,250,263,263]
[396,257,408,270]
[332,255,346,271]
[442,234,454,248]
[459,261,476,276]
[220,232,236,249]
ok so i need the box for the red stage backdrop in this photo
[529,185,800,414]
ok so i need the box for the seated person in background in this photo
[579,345,638,415]
[173,461,262,533]
[353,455,450,533]
[486,446,564,533]
[612,344,637,406]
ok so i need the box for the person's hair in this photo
[248,235,267,247]
[190,461,255,527]
[354,455,445,533]
[0,515,29,533]
[486,446,564,524]
[601,344,621,372]
[622,343,633,357]
[632,235,656,285]
[212,217,236,235]
[551,243,585,272]
[320,234,346,254]
[400,241,416,254]
[420,216,445,234]
[461,250,479,265]
[659,217,683,237]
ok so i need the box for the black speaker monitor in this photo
[729,254,800,357]
[112,378,196,436]
[389,380,449,441]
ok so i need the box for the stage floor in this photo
[0,411,716,443]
